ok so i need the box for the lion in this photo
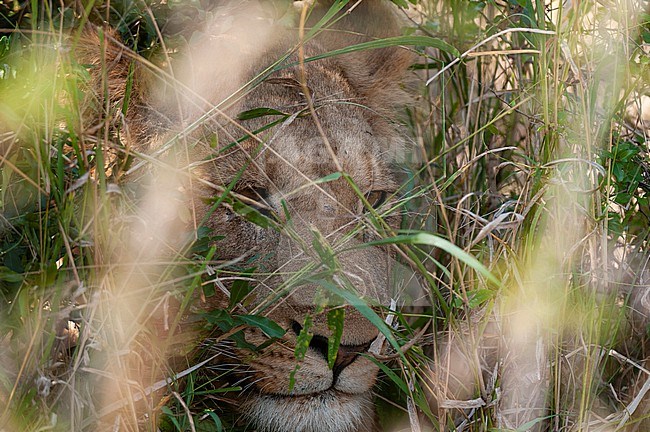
[78,1,415,431]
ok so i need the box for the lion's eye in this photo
[365,190,387,210]
[236,187,274,218]
[238,186,268,201]
[290,320,303,336]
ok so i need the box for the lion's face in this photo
[136,4,413,431]
[194,54,403,432]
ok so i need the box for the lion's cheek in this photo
[242,347,379,396]
[206,209,279,261]
[248,352,334,395]
[334,356,379,394]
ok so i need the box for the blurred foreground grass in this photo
[0,1,649,431]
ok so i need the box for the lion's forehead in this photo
[261,147,394,197]
[259,115,394,191]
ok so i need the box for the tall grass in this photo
[415,1,650,431]
[0,1,649,431]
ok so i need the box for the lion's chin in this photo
[242,390,374,432]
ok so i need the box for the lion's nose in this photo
[332,345,361,374]
[297,323,372,380]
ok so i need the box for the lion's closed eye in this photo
[236,186,275,218]
[364,190,388,211]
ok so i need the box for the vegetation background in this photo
[0,0,649,431]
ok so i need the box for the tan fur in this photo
[79,2,414,431]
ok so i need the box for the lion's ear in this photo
[313,0,405,38]
[311,0,415,110]
[77,27,131,111]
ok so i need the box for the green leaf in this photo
[301,35,460,64]
[237,107,287,121]
[310,278,404,360]
[203,411,223,432]
[294,314,314,362]
[201,309,268,351]
[0,266,23,283]
[232,201,272,229]
[202,309,235,331]
[305,0,350,40]
[161,406,181,431]
[468,289,494,308]
[313,171,342,184]
[238,315,286,339]
[290,315,314,391]
[229,268,256,308]
[361,232,502,288]
[612,163,625,182]
[614,142,640,162]
[288,364,301,393]
[311,229,339,270]
[373,360,410,395]
[327,308,345,369]
[614,192,632,205]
